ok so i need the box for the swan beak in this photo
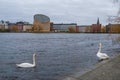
[33,53,36,56]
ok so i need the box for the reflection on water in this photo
[0,33,119,80]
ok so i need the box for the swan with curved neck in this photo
[96,43,109,60]
[16,53,36,68]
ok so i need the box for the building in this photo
[106,24,120,33]
[76,25,91,33]
[0,21,5,32]
[101,26,106,33]
[0,20,9,32]
[33,14,50,32]
[8,22,31,32]
[91,18,102,33]
[23,24,32,32]
[16,22,24,32]
[51,23,77,32]
[9,21,24,32]
[8,23,17,32]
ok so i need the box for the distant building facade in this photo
[91,18,102,33]
[23,24,32,32]
[8,23,18,32]
[0,21,5,31]
[51,23,77,32]
[0,21,9,32]
[33,14,50,32]
[8,22,32,32]
[76,25,91,33]
[106,24,120,33]
[16,22,24,32]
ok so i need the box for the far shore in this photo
[0,32,120,34]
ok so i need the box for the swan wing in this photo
[99,53,109,59]
[102,53,109,57]
[16,63,34,68]
[97,52,109,59]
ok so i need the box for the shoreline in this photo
[62,54,120,80]
[0,32,120,34]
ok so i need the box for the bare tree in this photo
[107,0,120,45]
[112,0,120,23]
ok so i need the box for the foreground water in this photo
[0,33,119,80]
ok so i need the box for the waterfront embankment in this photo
[63,54,120,80]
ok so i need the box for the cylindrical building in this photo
[33,14,50,32]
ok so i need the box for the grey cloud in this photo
[0,0,118,25]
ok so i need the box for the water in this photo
[0,33,119,80]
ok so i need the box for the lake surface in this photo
[0,33,119,80]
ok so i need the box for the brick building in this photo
[91,18,102,33]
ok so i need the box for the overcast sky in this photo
[0,0,118,25]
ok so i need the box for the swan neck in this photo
[98,45,101,52]
[33,55,36,66]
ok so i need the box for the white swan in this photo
[16,53,36,68]
[96,43,109,60]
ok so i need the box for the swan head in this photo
[99,42,102,47]
[33,53,36,57]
